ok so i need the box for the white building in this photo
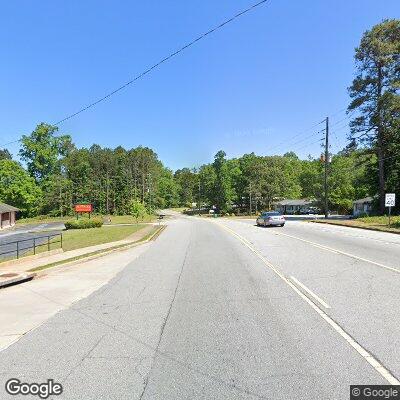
[274,199,315,215]
[353,197,374,217]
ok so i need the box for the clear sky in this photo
[1,1,399,170]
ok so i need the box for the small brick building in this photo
[0,203,19,229]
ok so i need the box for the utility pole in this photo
[198,179,201,214]
[249,182,252,215]
[324,117,329,219]
[106,172,109,215]
[148,173,152,213]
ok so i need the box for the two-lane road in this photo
[0,214,398,399]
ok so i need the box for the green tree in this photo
[348,19,400,213]
[199,164,217,208]
[212,151,234,212]
[19,123,73,183]
[0,160,42,216]
[157,169,180,209]
[0,148,11,160]
[130,199,147,223]
[174,168,198,207]
[40,174,73,217]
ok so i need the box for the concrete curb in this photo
[32,225,166,276]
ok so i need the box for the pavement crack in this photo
[61,333,106,383]
[138,227,192,400]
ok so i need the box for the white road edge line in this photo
[272,230,400,274]
[289,276,331,309]
[215,221,400,386]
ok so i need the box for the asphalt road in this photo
[0,214,399,399]
[0,223,64,259]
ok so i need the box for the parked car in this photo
[299,207,320,215]
[256,211,285,227]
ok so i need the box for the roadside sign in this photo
[74,204,93,212]
[385,193,396,229]
[385,193,396,207]
[74,203,93,220]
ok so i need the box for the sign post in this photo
[385,193,396,228]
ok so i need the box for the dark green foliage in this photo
[348,19,400,213]
[19,123,73,183]
[189,150,371,215]
[64,218,103,229]
[0,159,42,217]
[0,148,12,160]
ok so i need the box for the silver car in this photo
[256,211,285,227]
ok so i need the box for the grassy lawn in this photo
[61,224,147,251]
[311,215,400,233]
[29,225,163,272]
[0,224,159,266]
[356,215,400,226]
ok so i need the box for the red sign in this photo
[74,204,93,213]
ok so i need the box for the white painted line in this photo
[272,230,400,275]
[215,221,400,385]
[289,276,331,309]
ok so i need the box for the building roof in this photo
[353,197,374,204]
[275,199,313,206]
[0,203,19,213]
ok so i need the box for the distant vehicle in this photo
[299,207,320,215]
[256,211,285,227]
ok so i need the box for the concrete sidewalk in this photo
[0,224,160,287]
[0,241,151,352]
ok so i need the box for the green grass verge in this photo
[61,225,146,251]
[356,215,400,227]
[311,217,400,233]
[29,226,162,272]
[0,225,150,265]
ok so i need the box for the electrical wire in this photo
[0,0,269,148]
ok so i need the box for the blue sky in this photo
[1,1,399,170]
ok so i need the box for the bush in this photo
[64,218,103,230]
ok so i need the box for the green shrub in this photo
[64,218,103,230]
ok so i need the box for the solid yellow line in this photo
[289,276,331,309]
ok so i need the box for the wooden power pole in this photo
[324,117,329,219]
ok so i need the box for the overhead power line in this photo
[0,0,269,148]
[266,107,356,156]
[55,0,269,125]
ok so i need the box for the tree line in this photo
[0,123,180,217]
[0,19,398,217]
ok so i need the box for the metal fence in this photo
[0,233,63,260]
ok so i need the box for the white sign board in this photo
[385,193,396,207]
